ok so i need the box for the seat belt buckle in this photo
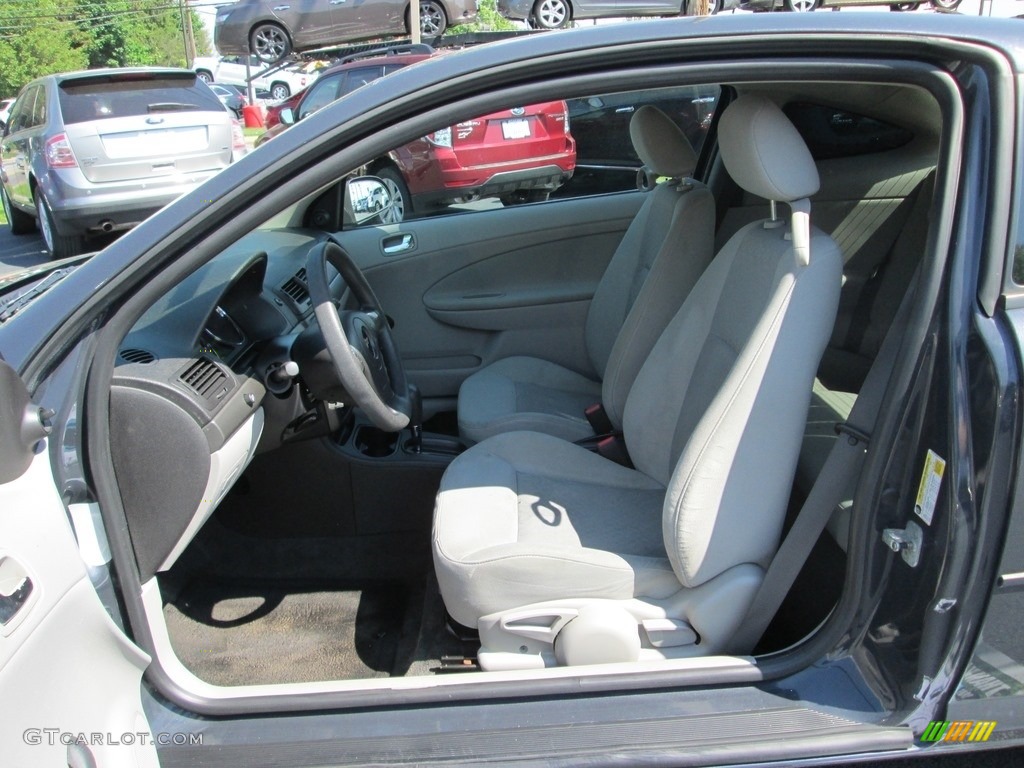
[597,435,633,468]
[584,402,614,435]
[835,422,871,446]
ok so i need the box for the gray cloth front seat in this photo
[457,106,716,444]
[433,95,843,670]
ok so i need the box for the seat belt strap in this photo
[729,278,915,654]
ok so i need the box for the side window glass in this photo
[10,88,37,132]
[6,97,23,132]
[783,102,914,160]
[349,83,722,228]
[299,75,344,120]
[30,87,47,128]
[564,85,720,197]
[341,66,384,97]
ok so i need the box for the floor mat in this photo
[164,581,411,685]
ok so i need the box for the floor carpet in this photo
[164,581,412,685]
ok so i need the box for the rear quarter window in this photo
[58,75,224,125]
[783,102,914,160]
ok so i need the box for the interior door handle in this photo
[0,575,33,625]
[382,233,415,255]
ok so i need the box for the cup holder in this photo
[354,426,399,458]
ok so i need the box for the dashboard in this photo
[108,227,344,578]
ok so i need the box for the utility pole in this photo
[180,0,197,67]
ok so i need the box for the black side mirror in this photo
[344,176,393,226]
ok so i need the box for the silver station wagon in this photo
[0,68,245,259]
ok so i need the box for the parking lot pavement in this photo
[0,225,48,279]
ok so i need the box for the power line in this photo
[0,0,225,31]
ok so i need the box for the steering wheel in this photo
[304,238,411,432]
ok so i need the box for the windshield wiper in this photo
[147,102,200,112]
[0,267,77,323]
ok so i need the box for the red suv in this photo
[257,45,576,221]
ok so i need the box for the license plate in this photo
[501,119,531,140]
[102,126,208,158]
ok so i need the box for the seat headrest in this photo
[718,95,819,203]
[629,105,698,180]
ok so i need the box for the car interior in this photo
[99,71,942,695]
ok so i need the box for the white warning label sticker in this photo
[914,449,946,526]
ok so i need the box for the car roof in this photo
[317,44,440,78]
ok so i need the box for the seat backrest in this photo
[622,95,843,591]
[819,172,935,392]
[584,106,715,428]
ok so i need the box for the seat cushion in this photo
[458,357,601,444]
[433,431,680,627]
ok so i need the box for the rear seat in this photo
[796,171,935,550]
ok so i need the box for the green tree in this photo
[449,0,518,33]
[0,0,204,98]
[76,1,159,68]
[72,1,202,69]
[0,0,90,98]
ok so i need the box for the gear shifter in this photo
[408,383,423,454]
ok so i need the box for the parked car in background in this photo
[498,0,741,30]
[0,68,245,258]
[193,55,317,100]
[264,88,305,130]
[209,83,246,119]
[214,0,478,63]
[257,45,576,220]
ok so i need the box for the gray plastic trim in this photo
[155,707,911,767]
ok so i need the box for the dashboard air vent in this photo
[281,267,310,308]
[178,358,232,408]
[119,348,156,365]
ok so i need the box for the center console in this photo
[338,420,465,465]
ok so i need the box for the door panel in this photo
[0,87,39,208]
[346,0,401,35]
[0,361,157,767]
[284,0,341,47]
[615,0,682,14]
[337,192,643,399]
